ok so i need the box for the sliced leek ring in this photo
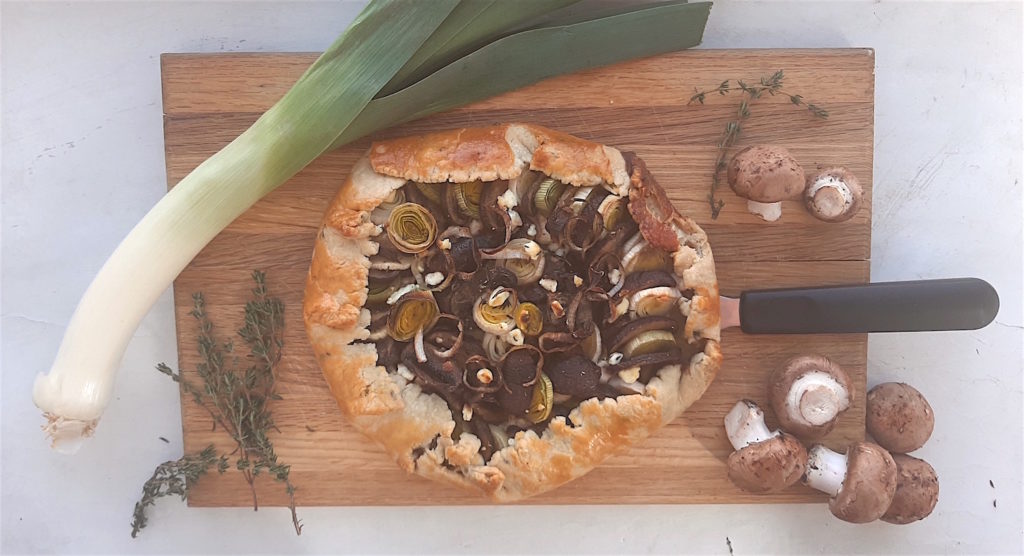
[386,203,438,254]
[534,177,567,216]
[365,284,396,306]
[473,287,518,335]
[629,286,682,318]
[482,333,511,363]
[621,238,672,274]
[413,182,442,205]
[454,181,483,220]
[581,327,602,363]
[498,241,545,284]
[526,373,554,424]
[515,302,544,336]
[598,194,627,230]
[369,188,408,226]
[387,290,440,342]
[621,330,677,359]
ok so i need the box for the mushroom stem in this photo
[746,200,782,222]
[724,400,778,450]
[806,175,853,219]
[785,371,850,427]
[804,444,848,497]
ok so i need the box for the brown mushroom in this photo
[882,453,939,524]
[805,166,863,222]
[803,442,898,523]
[723,400,808,493]
[768,355,853,441]
[866,382,935,453]
[727,145,806,222]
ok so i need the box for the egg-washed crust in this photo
[304,123,722,502]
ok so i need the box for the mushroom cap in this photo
[866,382,935,453]
[727,145,806,203]
[804,166,863,222]
[829,442,898,523]
[882,453,939,524]
[768,355,853,441]
[727,433,808,493]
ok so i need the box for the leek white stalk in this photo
[32,0,459,453]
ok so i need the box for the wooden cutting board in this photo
[162,48,874,506]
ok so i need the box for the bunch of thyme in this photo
[131,271,301,537]
[689,70,829,219]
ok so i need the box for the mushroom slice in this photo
[496,346,544,415]
[803,442,899,523]
[723,400,808,493]
[463,355,502,394]
[438,226,480,278]
[865,382,935,454]
[538,332,581,354]
[881,454,939,524]
[727,145,806,222]
[805,166,863,223]
[547,355,601,398]
[768,355,853,441]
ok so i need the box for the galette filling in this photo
[366,167,701,459]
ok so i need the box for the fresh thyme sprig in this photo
[689,70,828,219]
[131,446,228,538]
[132,271,301,537]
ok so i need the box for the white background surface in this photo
[2,1,1022,554]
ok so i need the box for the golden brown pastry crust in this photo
[304,124,721,501]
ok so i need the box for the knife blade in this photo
[719,277,999,334]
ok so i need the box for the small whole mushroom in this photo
[768,355,853,441]
[804,166,863,222]
[723,400,808,493]
[727,145,806,222]
[866,382,935,453]
[882,453,940,524]
[803,441,898,523]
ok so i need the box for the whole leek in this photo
[32,0,459,452]
[33,0,712,452]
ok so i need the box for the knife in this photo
[719,277,999,334]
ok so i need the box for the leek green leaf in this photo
[332,1,712,148]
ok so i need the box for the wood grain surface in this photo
[162,48,874,506]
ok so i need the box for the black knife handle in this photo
[739,278,999,334]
